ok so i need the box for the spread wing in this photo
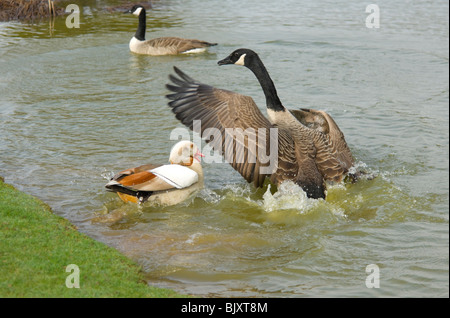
[165,67,324,198]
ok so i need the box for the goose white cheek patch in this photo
[235,53,246,66]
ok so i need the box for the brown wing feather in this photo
[312,110,354,170]
[146,37,217,54]
[111,163,161,181]
[290,108,354,183]
[290,109,329,133]
[166,67,326,198]
[167,69,273,187]
[270,129,325,198]
[106,163,175,200]
[117,171,156,187]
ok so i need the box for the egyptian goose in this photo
[166,49,355,199]
[105,141,204,205]
[126,5,217,56]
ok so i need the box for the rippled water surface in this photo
[0,0,448,297]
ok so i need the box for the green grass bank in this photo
[0,177,183,297]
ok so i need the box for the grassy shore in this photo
[0,177,184,297]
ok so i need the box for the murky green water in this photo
[0,0,448,297]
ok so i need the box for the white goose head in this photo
[169,141,204,166]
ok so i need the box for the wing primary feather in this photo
[165,67,329,199]
[173,66,197,83]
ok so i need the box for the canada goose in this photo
[218,49,354,176]
[125,5,217,55]
[166,50,355,199]
[105,141,204,205]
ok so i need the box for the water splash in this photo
[100,169,115,181]
[196,188,223,204]
[222,183,255,198]
[261,181,320,213]
[185,232,203,244]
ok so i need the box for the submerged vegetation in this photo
[0,0,155,21]
[0,0,65,21]
[0,177,183,297]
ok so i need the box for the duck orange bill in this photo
[194,149,205,161]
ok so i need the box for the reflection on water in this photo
[0,0,448,297]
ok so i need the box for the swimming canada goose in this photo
[166,50,355,199]
[125,5,217,55]
[218,49,354,175]
[105,141,204,205]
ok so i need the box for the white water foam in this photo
[261,181,320,213]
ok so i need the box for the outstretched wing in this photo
[166,67,324,198]
[166,67,298,187]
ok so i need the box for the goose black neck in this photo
[246,55,285,112]
[135,8,146,41]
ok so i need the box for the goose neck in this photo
[135,8,146,41]
[246,56,285,112]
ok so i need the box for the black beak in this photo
[217,56,233,66]
[124,9,131,14]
